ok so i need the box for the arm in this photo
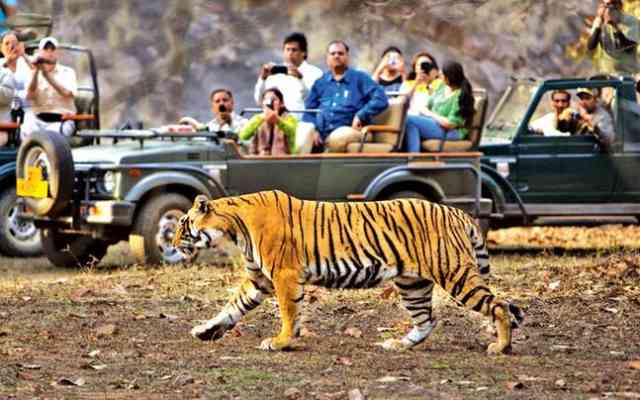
[238,114,264,141]
[303,80,321,124]
[355,76,389,124]
[42,67,76,99]
[26,68,39,101]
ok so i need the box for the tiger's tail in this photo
[468,221,490,278]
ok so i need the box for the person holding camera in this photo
[303,40,388,153]
[399,51,443,116]
[372,46,406,93]
[575,87,614,146]
[21,36,77,138]
[1,31,32,111]
[530,90,579,136]
[239,88,297,156]
[254,32,322,116]
[588,0,640,75]
[205,88,247,135]
[403,60,475,153]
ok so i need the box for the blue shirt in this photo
[303,68,388,138]
[0,0,18,34]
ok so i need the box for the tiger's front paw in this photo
[191,323,229,341]
[487,342,512,355]
[259,336,292,351]
[376,339,410,352]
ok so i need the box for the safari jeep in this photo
[479,76,640,228]
[0,16,100,257]
[16,125,491,267]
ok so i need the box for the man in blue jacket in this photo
[303,40,388,152]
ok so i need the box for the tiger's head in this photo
[172,195,231,257]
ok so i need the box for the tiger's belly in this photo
[304,261,399,289]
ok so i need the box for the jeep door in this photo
[513,134,614,202]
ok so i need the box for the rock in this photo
[284,387,303,400]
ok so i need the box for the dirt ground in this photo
[1,226,639,400]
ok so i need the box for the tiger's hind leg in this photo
[379,277,437,351]
[191,269,273,341]
[445,265,523,355]
[259,268,304,351]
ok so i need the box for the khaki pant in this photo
[325,126,363,153]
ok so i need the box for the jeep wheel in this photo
[41,228,109,268]
[385,190,427,200]
[130,193,196,265]
[0,188,42,257]
[16,131,74,217]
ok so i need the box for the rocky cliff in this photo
[21,0,609,128]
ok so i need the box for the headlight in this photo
[102,171,116,193]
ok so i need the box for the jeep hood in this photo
[72,140,223,164]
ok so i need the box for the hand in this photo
[287,65,302,79]
[264,109,279,125]
[352,115,363,130]
[259,63,273,80]
[312,131,323,146]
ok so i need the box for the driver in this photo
[575,87,614,146]
[530,90,579,136]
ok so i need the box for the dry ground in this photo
[1,226,639,400]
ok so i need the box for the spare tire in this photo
[16,131,74,217]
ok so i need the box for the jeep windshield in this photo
[481,79,540,145]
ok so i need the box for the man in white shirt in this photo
[530,89,578,136]
[22,36,78,138]
[254,32,323,115]
[0,31,32,112]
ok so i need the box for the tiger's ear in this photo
[194,195,211,214]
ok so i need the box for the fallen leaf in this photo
[604,307,619,314]
[348,388,365,400]
[284,387,303,400]
[87,350,100,358]
[344,327,362,338]
[506,381,524,390]
[335,356,352,366]
[173,373,194,386]
[159,313,179,321]
[380,284,396,300]
[96,324,118,338]
[18,363,41,370]
[548,280,561,290]
[300,327,317,337]
[628,361,640,370]
[57,377,86,386]
[555,379,566,388]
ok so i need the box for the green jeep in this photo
[16,127,491,267]
[479,76,640,228]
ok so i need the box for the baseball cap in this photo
[576,88,595,98]
[38,36,59,50]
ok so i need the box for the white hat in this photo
[38,36,59,50]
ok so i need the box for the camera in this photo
[263,97,275,110]
[218,104,227,113]
[33,57,53,65]
[270,65,288,75]
[420,61,435,74]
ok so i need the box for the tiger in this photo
[172,190,524,355]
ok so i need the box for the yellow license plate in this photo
[17,166,49,199]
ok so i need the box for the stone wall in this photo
[21,0,601,128]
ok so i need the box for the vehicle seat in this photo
[346,94,409,153]
[421,88,488,152]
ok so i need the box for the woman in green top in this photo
[403,60,475,152]
[240,88,297,155]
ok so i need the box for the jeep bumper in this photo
[79,201,135,225]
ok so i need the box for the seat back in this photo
[468,88,488,149]
[368,94,409,148]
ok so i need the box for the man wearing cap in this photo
[576,87,614,146]
[22,36,78,138]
